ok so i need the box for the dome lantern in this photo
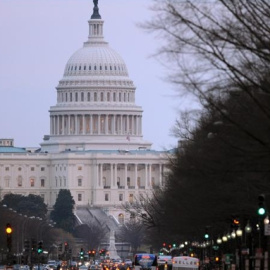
[91,0,101,19]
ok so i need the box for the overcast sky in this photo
[0,0,189,150]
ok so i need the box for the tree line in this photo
[123,0,270,250]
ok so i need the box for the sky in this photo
[0,0,188,150]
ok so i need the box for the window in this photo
[41,167,45,171]
[18,167,22,171]
[78,166,82,170]
[5,167,9,171]
[78,179,82,187]
[127,177,130,187]
[78,194,82,201]
[81,92,84,101]
[41,179,45,187]
[119,194,123,201]
[107,92,110,101]
[30,178,35,187]
[129,193,134,203]
[118,213,124,224]
[17,176,22,187]
[87,92,90,101]
[105,193,109,201]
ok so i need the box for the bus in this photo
[172,256,199,270]
[133,253,158,270]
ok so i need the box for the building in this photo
[0,1,170,222]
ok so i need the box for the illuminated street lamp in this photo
[236,228,243,237]
[231,230,236,239]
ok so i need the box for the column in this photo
[149,164,152,188]
[135,164,138,189]
[68,115,70,135]
[82,115,85,134]
[145,164,148,188]
[124,164,127,189]
[90,115,93,134]
[100,163,103,186]
[110,163,114,187]
[105,114,108,134]
[127,115,129,134]
[159,164,162,187]
[75,114,78,135]
[120,115,123,135]
[98,114,100,135]
[112,115,115,134]
[136,115,139,135]
[62,115,64,135]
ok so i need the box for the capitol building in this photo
[0,1,170,222]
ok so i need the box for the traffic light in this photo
[24,239,30,253]
[6,223,12,252]
[64,242,69,252]
[258,194,266,216]
[204,228,209,239]
[215,256,220,263]
[88,250,96,257]
[232,216,240,228]
[31,239,37,252]
[80,248,84,259]
[37,241,43,254]
[58,243,63,252]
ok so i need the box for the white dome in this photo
[63,43,129,78]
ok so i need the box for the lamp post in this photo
[236,227,243,270]
[245,222,252,270]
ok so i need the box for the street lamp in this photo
[231,230,236,239]
[236,228,243,237]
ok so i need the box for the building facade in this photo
[0,1,170,221]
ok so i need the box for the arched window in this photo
[118,213,124,224]
[107,92,110,101]
[81,92,84,101]
[70,93,72,101]
[87,92,90,101]
[113,93,116,102]
[94,92,97,101]
[101,92,104,101]
[75,93,78,102]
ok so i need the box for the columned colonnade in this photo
[50,113,142,136]
[95,162,165,189]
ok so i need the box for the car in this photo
[78,266,88,270]
[20,266,30,270]
[44,265,57,270]
[157,255,172,266]
[124,260,132,266]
